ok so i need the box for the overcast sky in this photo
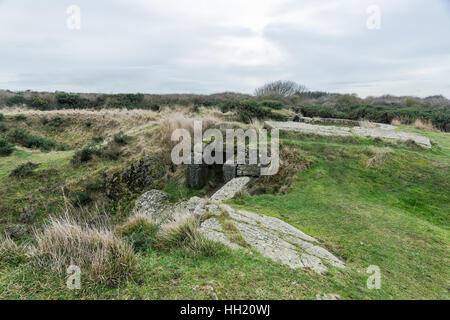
[0,0,449,97]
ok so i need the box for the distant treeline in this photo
[0,90,449,131]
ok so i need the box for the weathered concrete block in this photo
[186,163,208,189]
[237,164,261,177]
[223,163,237,182]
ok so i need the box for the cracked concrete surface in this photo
[265,120,431,148]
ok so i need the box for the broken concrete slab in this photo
[210,177,250,202]
[265,120,432,148]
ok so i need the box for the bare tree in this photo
[254,81,308,97]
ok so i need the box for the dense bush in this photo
[0,113,4,121]
[92,136,105,143]
[259,100,286,110]
[45,116,67,127]
[72,191,92,206]
[5,94,26,106]
[10,162,40,178]
[30,96,51,110]
[0,122,7,132]
[56,92,92,109]
[0,136,15,156]
[14,114,27,121]
[71,144,98,166]
[301,104,450,131]
[117,215,160,251]
[235,100,271,123]
[113,131,129,145]
[7,128,56,151]
[71,142,122,166]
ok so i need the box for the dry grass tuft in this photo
[412,119,435,131]
[249,118,265,132]
[0,234,32,266]
[34,214,136,285]
[359,120,378,128]
[155,112,220,148]
[391,118,437,131]
[248,144,313,195]
[365,149,391,168]
[154,216,222,257]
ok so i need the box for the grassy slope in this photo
[0,115,449,299]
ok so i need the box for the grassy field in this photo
[0,109,448,300]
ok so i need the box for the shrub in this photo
[0,234,30,266]
[254,80,307,97]
[34,215,136,285]
[92,136,105,143]
[0,122,7,132]
[47,116,67,127]
[8,128,56,151]
[235,100,270,123]
[40,116,49,125]
[101,145,121,160]
[5,94,26,106]
[259,100,286,110]
[72,191,92,206]
[14,114,27,121]
[71,144,98,166]
[113,131,129,145]
[0,137,15,156]
[0,113,4,121]
[218,100,241,113]
[154,217,221,257]
[30,96,51,110]
[56,92,94,109]
[10,162,40,178]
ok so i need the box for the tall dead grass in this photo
[34,214,136,285]
[118,209,221,257]
[391,118,437,131]
[0,234,31,266]
[412,119,435,131]
[155,112,220,148]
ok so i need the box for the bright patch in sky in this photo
[0,0,449,97]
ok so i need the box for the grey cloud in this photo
[0,0,449,97]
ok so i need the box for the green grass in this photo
[0,245,378,300]
[228,130,449,299]
[0,120,448,299]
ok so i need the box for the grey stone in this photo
[105,156,166,199]
[210,177,250,202]
[223,163,237,182]
[185,196,208,217]
[316,293,341,300]
[5,224,28,240]
[265,120,431,148]
[233,220,305,269]
[236,164,261,177]
[132,189,173,221]
[198,218,241,249]
[186,163,208,189]
[21,207,36,223]
[225,207,318,243]
[196,202,345,274]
